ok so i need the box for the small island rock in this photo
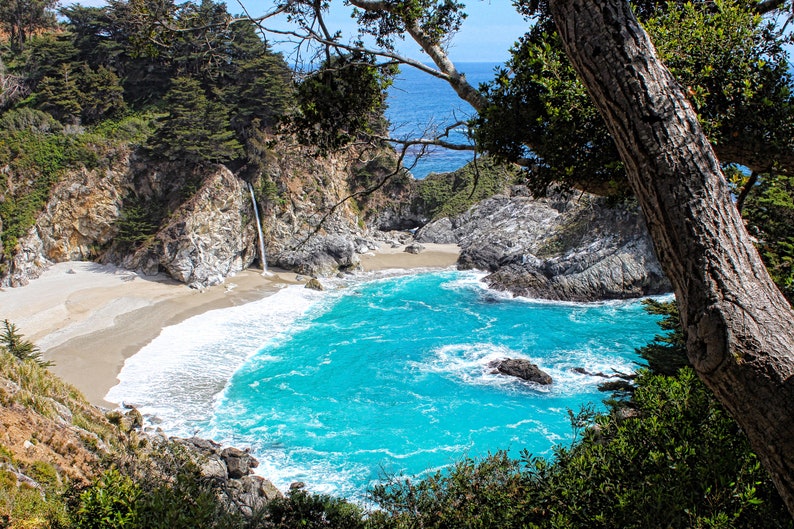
[488,358,553,385]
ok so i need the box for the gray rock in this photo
[121,166,256,289]
[226,475,283,516]
[274,234,360,276]
[404,243,425,254]
[488,358,553,385]
[419,188,670,301]
[221,447,256,479]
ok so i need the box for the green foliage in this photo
[149,76,242,164]
[644,0,794,160]
[79,65,127,124]
[263,489,365,529]
[0,107,62,133]
[474,18,624,197]
[114,198,160,248]
[741,172,794,302]
[371,451,528,529]
[634,299,690,376]
[475,0,794,196]
[352,0,467,51]
[286,52,395,154]
[0,129,91,259]
[416,156,520,219]
[0,0,58,52]
[0,319,52,368]
[36,63,84,125]
[75,469,141,529]
[88,113,158,145]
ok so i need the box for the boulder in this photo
[122,166,256,289]
[404,243,425,254]
[274,234,360,276]
[305,278,324,291]
[488,358,553,385]
[221,446,257,479]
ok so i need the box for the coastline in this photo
[0,243,460,407]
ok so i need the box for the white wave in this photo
[415,343,555,392]
[105,284,324,434]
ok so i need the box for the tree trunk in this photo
[549,0,794,516]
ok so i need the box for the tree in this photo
[149,76,241,164]
[0,319,52,367]
[544,0,794,515]
[474,0,794,196]
[36,64,83,125]
[0,0,58,52]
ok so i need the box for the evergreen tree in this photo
[36,64,83,125]
[150,76,241,164]
[79,65,126,124]
[742,173,794,302]
[0,0,58,52]
[0,319,52,367]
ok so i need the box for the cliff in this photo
[0,346,281,525]
[0,140,406,289]
[415,186,671,301]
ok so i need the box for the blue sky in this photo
[240,0,528,62]
[67,0,528,62]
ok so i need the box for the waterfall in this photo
[247,182,268,275]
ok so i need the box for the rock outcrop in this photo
[177,438,282,516]
[416,188,670,301]
[1,141,408,288]
[119,165,257,289]
[488,358,553,385]
[1,158,129,287]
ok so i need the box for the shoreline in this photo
[0,243,460,407]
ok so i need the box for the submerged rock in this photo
[488,358,553,385]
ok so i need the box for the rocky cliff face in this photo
[1,155,129,287]
[416,187,670,301]
[116,164,257,289]
[0,141,403,288]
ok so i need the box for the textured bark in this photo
[549,0,794,516]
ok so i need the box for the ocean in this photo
[385,62,500,179]
[106,63,665,500]
[106,270,665,500]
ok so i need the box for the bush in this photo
[416,157,520,219]
[263,489,365,529]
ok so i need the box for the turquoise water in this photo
[107,270,664,500]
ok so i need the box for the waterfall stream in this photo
[247,182,268,274]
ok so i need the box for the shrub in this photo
[0,319,51,367]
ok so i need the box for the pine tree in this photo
[150,76,241,164]
[1,319,52,367]
[37,64,83,125]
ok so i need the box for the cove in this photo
[107,270,665,500]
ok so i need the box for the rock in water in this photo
[488,358,553,385]
[304,278,324,291]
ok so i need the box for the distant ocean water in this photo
[385,62,501,179]
[107,270,664,500]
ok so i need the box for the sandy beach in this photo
[0,243,460,407]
